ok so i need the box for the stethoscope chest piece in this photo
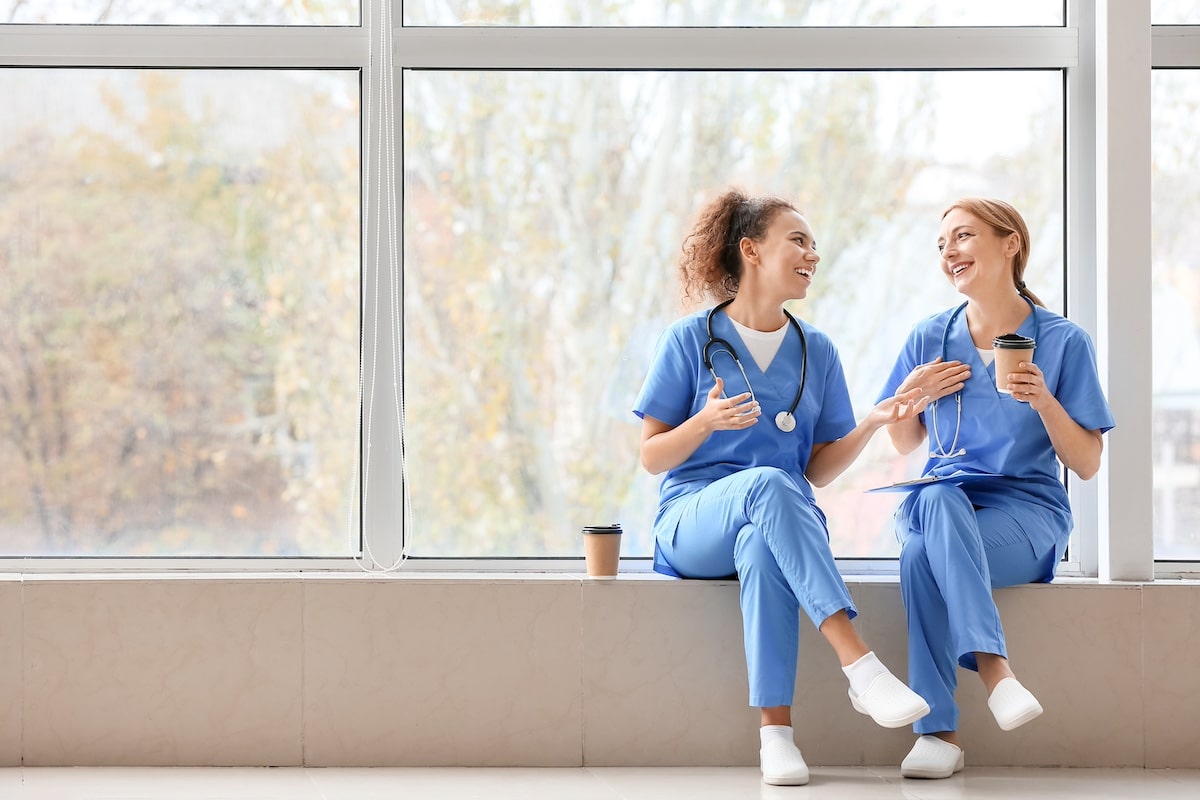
[705,299,808,435]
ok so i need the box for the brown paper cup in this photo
[993,333,1036,394]
[582,524,622,579]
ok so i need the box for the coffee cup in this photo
[581,524,622,579]
[992,333,1036,394]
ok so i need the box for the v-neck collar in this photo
[948,303,1040,398]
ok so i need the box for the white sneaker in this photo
[848,672,931,728]
[760,738,810,786]
[987,677,1044,731]
[900,735,965,779]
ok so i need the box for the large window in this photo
[1152,7,1200,566]
[0,13,364,558]
[1152,68,1200,562]
[402,68,1063,559]
[0,1,1169,574]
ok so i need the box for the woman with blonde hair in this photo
[878,198,1115,779]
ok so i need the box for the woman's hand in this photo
[866,387,930,428]
[805,387,929,488]
[1003,360,1105,479]
[896,357,971,404]
[1003,361,1051,410]
[639,377,759,475]
[883,359,965,456]
[697,377,760,432]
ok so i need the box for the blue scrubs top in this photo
[634,307,857,574]
[878,303,1116,564]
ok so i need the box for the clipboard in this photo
[865,471,1003,494]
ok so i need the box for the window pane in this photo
[1153,0,1200,24]
[0,68,360,556]
[1152,69,1200,561]
[0,0,358,25]
[403,0,1062,27]
[403,69,1063,558]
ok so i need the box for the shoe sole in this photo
[850,694,931,728]
[901,749,965,779]
[763,774,810,786]
[901,768,957,779]
[901,763,963,780]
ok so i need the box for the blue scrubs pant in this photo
[656,466,857,708]
[896,483,1056,733]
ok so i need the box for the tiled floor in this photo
[0,767,1197,799]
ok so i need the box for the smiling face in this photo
[937,207,1019,298]
[743,208,820,301]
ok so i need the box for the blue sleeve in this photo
[813,338,856,444]
[1056,328,1116,434]
[632,326,697,428]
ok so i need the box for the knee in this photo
[904,486,976,541]
[909,483,972,515]
[740,467,812,523]
[742,466,799,500]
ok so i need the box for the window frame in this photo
[393,15,1086,575]
[0,1,1171,577]
[1151,24,1200,577]
[0,16,375,571]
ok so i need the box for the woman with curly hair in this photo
[633,189,932,785]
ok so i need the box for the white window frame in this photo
[0,15,375,573]
[0,2,1169,577]
[1151,22,1200,578]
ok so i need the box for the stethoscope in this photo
[703,298,807,433]
[929,295,1039,459]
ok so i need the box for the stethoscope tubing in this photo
[929,295,1040,459]
[703,299,808,432]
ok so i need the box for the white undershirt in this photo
[730,318,789,373]
[977,346,995,366]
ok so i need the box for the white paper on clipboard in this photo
[865,471,1003,494]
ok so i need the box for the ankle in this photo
[931,731,961,749]
[760,706,792,727]
[760,725,793,747]
[976,654,1015,693]
[842,651,888,697]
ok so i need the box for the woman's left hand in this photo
[866,386,930,428]
[1004,361,1053,411]
[1007,360,1104,479]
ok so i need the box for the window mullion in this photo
[1094,0,1153,581]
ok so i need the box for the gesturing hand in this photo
[867,387,930,427]
[896,357,970,404]
[701,377,760,431]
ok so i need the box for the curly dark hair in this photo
[679,189,797,306]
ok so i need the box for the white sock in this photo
[842,650,889,697]
[760,725,793,747]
